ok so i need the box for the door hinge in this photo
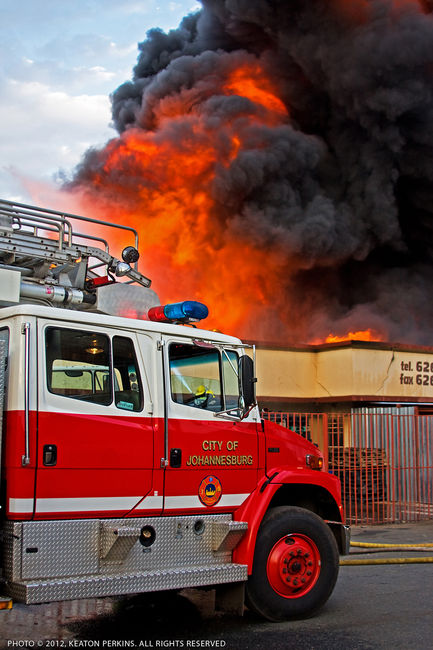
[146,401,154,414]
[157,340,165,351]
[160,457,168,468]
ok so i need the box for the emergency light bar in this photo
[148,301,209,323]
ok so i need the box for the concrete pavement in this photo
[1,520,432,649]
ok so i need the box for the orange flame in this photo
[71,56,389,345]
[73,58,292,339]
[224,64,289,120]
[310,329,385,345]
[332,0,424,25]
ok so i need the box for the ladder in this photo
[0,199,151,298]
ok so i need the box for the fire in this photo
[331,0,372,24]
[224,64,288,120]
[73,57,291,339]
[332,0,425,24]
[311,329,385,345]
[67,0,427,346]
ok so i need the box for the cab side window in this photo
[46,328,112,405]
[169,343,222,412]
[46,328,143,411]
[113,336,143,412]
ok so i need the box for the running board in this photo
[6,563,248,605]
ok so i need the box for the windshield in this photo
[169,343,240,413]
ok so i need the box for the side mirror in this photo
[239,355,256,411]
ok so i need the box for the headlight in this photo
[306,454,323,470]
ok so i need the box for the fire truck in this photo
[0,199,349,622]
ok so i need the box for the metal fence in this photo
[262,409,433,525]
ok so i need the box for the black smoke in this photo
[73,0,433,344]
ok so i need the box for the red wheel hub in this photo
[266,534,321,598]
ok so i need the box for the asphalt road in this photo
[1,520,432,650]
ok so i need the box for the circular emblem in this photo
[198,475,222,507]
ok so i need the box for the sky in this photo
[0,0,200,203]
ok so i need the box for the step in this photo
[7,563,248,605]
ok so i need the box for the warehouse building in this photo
[252,340,433,524]
[254,339,433,413]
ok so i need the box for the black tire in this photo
[246,506,339,621]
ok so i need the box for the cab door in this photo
[162,339,262,514]
[35,320,159,519]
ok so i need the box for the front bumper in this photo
[327,521,351,555]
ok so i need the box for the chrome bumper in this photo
[327,521,351,555]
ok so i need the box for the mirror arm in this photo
[213,407,242,421]
[222,348,238,376]
[241,403,257,420]
[214,402,257,422]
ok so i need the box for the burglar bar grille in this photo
[262,410,433,525]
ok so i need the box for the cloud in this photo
[0,76,113,199]
[0,0,202,201]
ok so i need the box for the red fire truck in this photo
[0,199,349,621]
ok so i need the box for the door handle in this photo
[43,444,57,466]
[170,448,182,468]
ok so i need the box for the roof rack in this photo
[0,198,151,287]
[0,199,155,313]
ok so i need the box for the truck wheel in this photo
[246,506,339,621]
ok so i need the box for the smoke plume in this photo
[71,0,433,344]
